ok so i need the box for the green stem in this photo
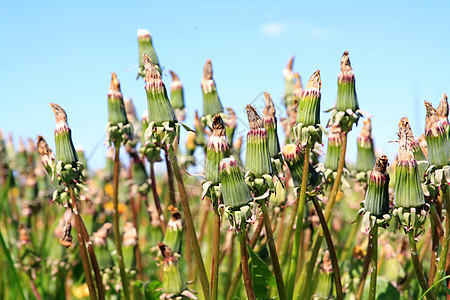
[226,215,264,300]
[368,226,378,300]
[409,230,436,300]
[261,201,287,300]
[70,191,97,300]
[295,132,347,299]
[211,198,220,300]
[167,147,210,299]
[239,228,255,300]
[356,235,373,300]
[286,143,311,298]
[112,146,130,300]
[311,196,343,300]
[433,188,450,296]
[150,161,166,234]
[165,152,177,206]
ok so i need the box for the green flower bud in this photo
[394,118,425,208]
[157,243,192,298]
[50,103,78,165]
[220,156,253,210]
[314,251,334,300]
[297,70,321,127]
[205,115,230,184]
[144,54,176,124]
[263,93,281,158]
[163,206,183,254]
[356,119,376,172]
[245,105,272,177]
[202,59,224,117]
[169,70,186,122]
[137,29,161,78]
[225,107,237,146]
[36,135,55,175]
[336,51,359,112]
[364,155,390,216]
[324,124,343,172]
[282,56,296,109]
[124,98,142,148]
[282,144,318,189]
[424,100,449,168]
[131,154,150,195]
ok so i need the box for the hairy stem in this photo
[368,226,378,300]
[112,146,130,300]
[70,191,97,300]
[311,196,343,300]
[286,144,311,298]
[239,228,255,300]
[211,194,221,300]
[150,161,166,234]
[295,132,347,299]
[167,147,210,298]
[409,230,435,300]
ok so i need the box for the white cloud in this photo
[308,27,333,39]
[259,22,287,36]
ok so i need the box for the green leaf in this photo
[247,245,276,300]
[141,280,162,300]
[179,121,195,132]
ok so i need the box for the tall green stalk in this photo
[260,201,287,300]
[409,230,436,300]
[286,144,310,298]
[295,133,347,299]
[368,226,378,300]
[167,147,210,298]
[433,188,450,296]
[239,227,255,300]
[112,146,130,300]
[211,198,220,300]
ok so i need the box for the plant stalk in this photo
[260,201,287,300]
[167,147,210,298]
[295,132,347,299]
[112,146,130,300]
[70,191,97,300]
[211,194,221,300]
[286,143,311,298]
[239,228,255,300]
[165,152,177,206]
[356,234,373,300]
[311,195,343,300]
[409,230,436,300]
[368,226,378,300]
[226,215,264,300]
[150,161,166,234]
[433,188,450,296]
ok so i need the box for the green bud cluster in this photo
[201,59,224,119]
[137,29,160,78]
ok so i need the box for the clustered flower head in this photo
[169,70,186,122]
[219,156,255,233]
[106,72,133,147]
[244,104,274,197]
[328,51,364,132]
[157,242,196,299]
[201,59,224,127]
[353,119,376,182]
[293,70,323,147]
[137,29,160,78]
[143,54,179,151]
[393,117,428,236]
[358,155,391,234]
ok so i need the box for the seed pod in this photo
[144,54,176,124]
[201,59,224,117]
[356,119,376,172]
[137,29,161,78]
[336,51,359,112]
[263,93,281,158]
[220,156,253,210]
[324,124,343,172]
[169,70,186,122]
[163,206,183,254]
[424,100,450,168]
[245,105,272,177]
[282,144,318,188]
[394,118,425,208]
[205,115,230,184]
[364,155,390,216]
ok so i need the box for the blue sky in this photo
[1,1,450,170]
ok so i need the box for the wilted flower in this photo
[205,114,230,185]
